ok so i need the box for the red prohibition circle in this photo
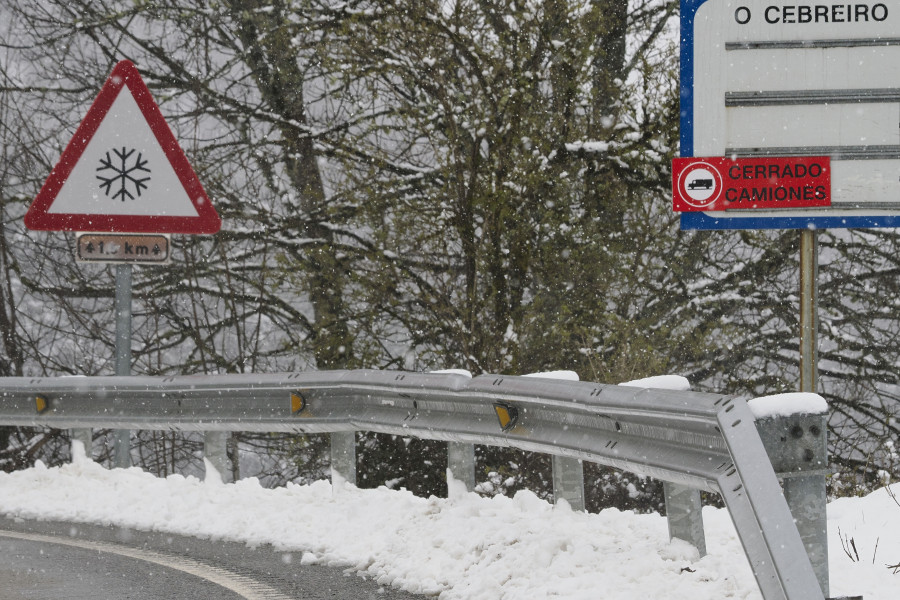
[678,162,724,209]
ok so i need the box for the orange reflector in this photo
[35,396,48,414]
[494,403,518,431]
[291,391,306,414]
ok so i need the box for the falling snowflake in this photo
[96,147,151,201]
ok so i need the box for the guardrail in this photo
[0,370,829,600]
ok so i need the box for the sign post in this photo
[24,60,221,469]
[113,263,132,468]
[799,230,819,395]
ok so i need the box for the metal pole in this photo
[799,229,818,394]
[757,413,830,598]
[796,229,829,597]
[113,263,132,468]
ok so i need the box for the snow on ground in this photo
[0,447,896,599]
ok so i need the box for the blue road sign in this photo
[679,0,900,230]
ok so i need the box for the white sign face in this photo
[683,0,900,229]
[49,90,199,217]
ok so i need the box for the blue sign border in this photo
[680,0,705,164]
[678,0,900,230]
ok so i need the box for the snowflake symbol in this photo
[96,147,151,201]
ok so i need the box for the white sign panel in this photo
[681,0,900,229]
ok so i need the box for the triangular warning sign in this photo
[25,60,220,234]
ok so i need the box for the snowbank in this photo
[0,455,895,599]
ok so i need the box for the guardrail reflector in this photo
[291,391,306,414]
[494,403,518,431]
[35,396,48,414]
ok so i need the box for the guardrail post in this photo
[330,431,356,488]
[70,428,92,460]
[447,442,475,492]
[663,482,707,557]
[203,431,233,483]
[551,455,585,511]
[756,412,829,598]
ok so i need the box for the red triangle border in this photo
[25,60,221,234]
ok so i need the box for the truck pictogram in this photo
[688,178,713,190]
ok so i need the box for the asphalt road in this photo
[0,516,426,599]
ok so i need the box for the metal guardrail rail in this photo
[0,370,826,600]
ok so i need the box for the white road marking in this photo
[0,529,294,600]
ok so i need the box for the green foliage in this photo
[356,433,448,498]
[584,464,666,514]
[327,0,682,377]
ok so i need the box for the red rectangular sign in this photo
[673,156,831,212]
